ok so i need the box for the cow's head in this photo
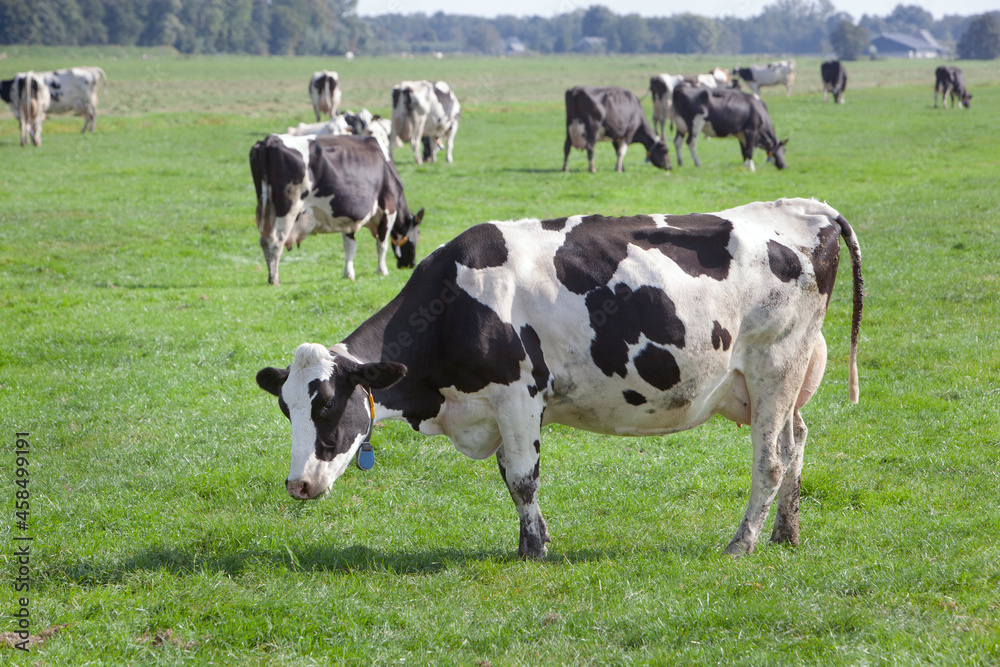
[961,92,972,108]
[767,139,789,170]
[391,207,424,269]
[647,139,672,171]
[257,344,406,500]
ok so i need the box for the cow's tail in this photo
[20,71,37,120]
[94,66,108,94]
[836,214,863,404]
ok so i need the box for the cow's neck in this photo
[632,118,661,152]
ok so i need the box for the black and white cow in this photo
[310,70,342,122]
[732,60,795,97]
[256,198,863,559]
[650,69,731,140]
[672,85,787,171]
[821,60,847,104]
[389,80,460,164]
[1,71,50,146]
[41,67,107,132]
[563,86,670,173]
[249,133,424,285]
[934,66,971,109]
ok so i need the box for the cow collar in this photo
[356,386,376,471]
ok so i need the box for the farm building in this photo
[871,29,947,58]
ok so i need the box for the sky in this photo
[354,0,997,21]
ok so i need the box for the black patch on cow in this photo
[248,135,307,220]
[767,240,802,283]
[452,222,508,269]
[343,223,525,428]
[633,344,682,392]
[810,222,842,301]
[541,217,567,232]
[711,321,732,351]
[623,389,647,405]
[533,439,540,454]
[587,282,686,379]
[554,214,733,295]
[521,325,550,398]
[433,85,456,120]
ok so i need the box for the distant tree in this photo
[581,5,615,37]
[617,14,648,53]
[885,4,933,33]
[830,20,869,60]
[664,14,719,54]
[957,13,1000,59]
[468,22,503,54]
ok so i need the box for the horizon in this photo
[355,0,997,21]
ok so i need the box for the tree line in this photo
[1,0,997,60]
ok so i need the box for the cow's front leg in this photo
[342,232,358,280]
[614,139,628,172]
[373,214,392,276]
[496,439,550,560]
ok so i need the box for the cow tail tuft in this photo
[836,214,863,403]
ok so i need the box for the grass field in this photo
[1,47,999,664]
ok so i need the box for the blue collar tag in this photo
[356,441,375,471]
[356,387,376,471]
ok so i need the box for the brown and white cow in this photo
[389,80,460,164]
[934,66,971,109]
[563,85,671,173]
[309,70,342,122]
[257,198,863,559]
[1,71,50,146]
[249,133,424,285]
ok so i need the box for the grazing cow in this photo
[389,80,460,164]
[935,66,971,109]
[672,85,787,171]
[1,72,50,146]
[821,60,847,104]
[650,69,733,139]
[563,86,670,173]
[40,67,107,132]
[310,70,342,122]
[286,114,352,137]
[732,60,796,97]
[249,133,424,285]
[256,198,864,559]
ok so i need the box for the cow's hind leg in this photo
[562,135,572,172]
[726,406,795,556]
[495,399,549,560]
[772,334,827,545]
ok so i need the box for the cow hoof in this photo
[723,540,753,558]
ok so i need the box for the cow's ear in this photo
[349,362,407,390]
[257,367,290,396]
[413,208,425,226]
[780,138,790,147]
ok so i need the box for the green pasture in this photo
[1,48,999,664]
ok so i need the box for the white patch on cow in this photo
[283,344,340,495]
[567,119,594,150]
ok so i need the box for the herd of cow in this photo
[2,56,974,559]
